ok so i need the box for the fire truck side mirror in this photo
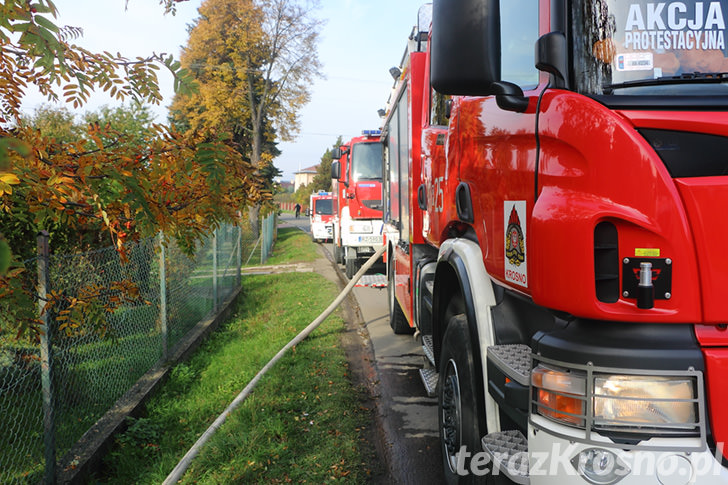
[331,161,341,180]
[536,32,569,89]
[491,81,529,113]
[431,0,500,95]
[332,147,343,160]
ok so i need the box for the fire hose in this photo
[163,244,386,484]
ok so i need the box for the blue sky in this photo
[22,0,429,181]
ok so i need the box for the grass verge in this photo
[265,225,317,265]
[95,228,377,483]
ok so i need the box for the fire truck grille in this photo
[640,129,728,178]
[594,222,619,303]
[362,200,382,211]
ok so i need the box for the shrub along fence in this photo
[0,214,277,484]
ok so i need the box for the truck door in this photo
[455,2,541,293]
[386,86,413,316]
[422,36,457,248]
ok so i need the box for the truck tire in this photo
[439,314,488,484]
[388,262,414,334]
[345,253,358,279]
[333,242,342,265]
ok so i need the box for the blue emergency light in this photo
[362,129,381,137]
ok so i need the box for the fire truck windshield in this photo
[573,0,728,96]
[314,199,333,215]
[351,142,383,181]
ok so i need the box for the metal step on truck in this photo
[382,1,728,483]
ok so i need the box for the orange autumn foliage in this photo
[0,0,266,337]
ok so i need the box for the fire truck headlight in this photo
[349,222,372,234]
[593,375,698,433]
[570,448,630,485]
[532,365,586,427]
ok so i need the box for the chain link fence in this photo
[0,214,277,484]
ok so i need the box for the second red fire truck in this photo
[331,131,385,279]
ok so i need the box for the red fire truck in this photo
[383,1,728,483]
[309,190,334,243]
[331,131,385,279]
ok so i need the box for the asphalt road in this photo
[352,284,444,484]
[278,212,443,483]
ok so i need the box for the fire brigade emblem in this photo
[505,205,525,267]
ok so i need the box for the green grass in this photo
[95,228,376,483]
[265,227,318,265]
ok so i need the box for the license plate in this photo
[359,235,382,244]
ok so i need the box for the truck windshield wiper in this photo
[603,72,728,93]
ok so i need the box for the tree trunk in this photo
[248,105,264,240]
[248,203,261,241]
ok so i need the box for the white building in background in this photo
[293,165,318,192]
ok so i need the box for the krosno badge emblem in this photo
[504,201,527,287]
[505,204,525,266]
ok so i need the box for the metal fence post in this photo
[260,218,264,265]
[260,218,268,264]
[262,213,275,263]
[159,232,168,361]
[213,229,218,312]
[236,225,242,288]
[37,230,56,484]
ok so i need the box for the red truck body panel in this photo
[703,348,728,459]
[675,178,728,323]
[332,144,349,231]
[437,89,728,324]
[391,52,428,324]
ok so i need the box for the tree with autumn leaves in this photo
[170,0,323,237]
[0,0,321,338]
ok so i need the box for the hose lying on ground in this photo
[163,244,387,484]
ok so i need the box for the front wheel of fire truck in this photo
[439,314,489,485]
[331,241,341,265]
[345,249,358,279]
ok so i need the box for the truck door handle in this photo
[417,184,427,210]
[456,182,474,223]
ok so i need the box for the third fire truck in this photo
[383,1,728,483]
[309,190,334,243]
